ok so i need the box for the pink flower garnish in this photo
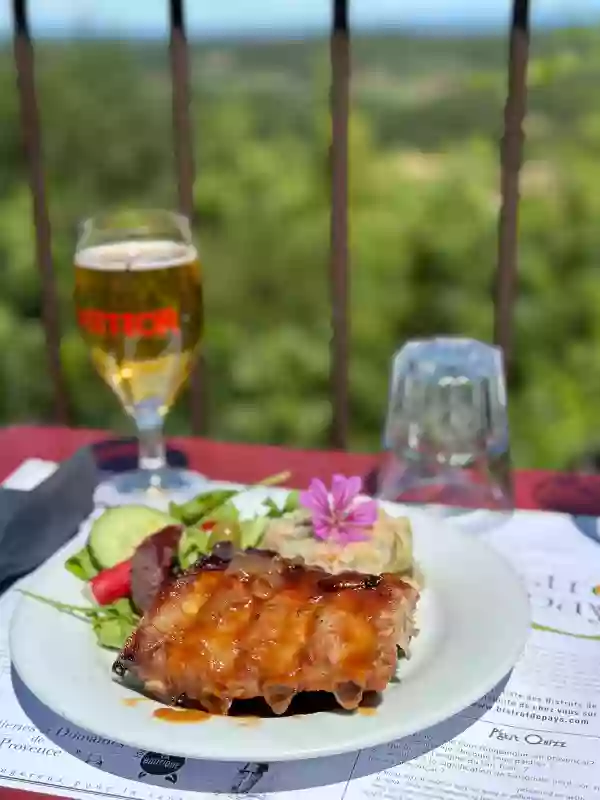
[299,475,378,545]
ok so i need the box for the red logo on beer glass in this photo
[77,308,180,338]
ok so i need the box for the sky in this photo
[1,0,600,38]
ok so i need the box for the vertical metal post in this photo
[12,0,69,422]
[329,0,350,449]
[168,0,206,434]
[494,0,530,366]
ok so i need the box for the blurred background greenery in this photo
[1,22,600,470]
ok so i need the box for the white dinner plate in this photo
[9,490,530,762]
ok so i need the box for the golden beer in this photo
[74,240,203,417]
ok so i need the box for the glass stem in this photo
[136,411,166,473]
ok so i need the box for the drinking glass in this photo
[377,337,513,531]
[74,209,207,502]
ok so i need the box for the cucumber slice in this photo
[88,506,180,569]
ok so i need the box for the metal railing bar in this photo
[329,0,350,449]
[493,0,530,367]
[12,0,69,423]
[168,0,206,434]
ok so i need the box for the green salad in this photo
[24,472,297,651]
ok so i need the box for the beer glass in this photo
[74,209,206,501]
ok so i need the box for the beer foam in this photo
[75,240,198,271]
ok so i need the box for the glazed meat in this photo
[130,525,183,613]
[113,544,419,715]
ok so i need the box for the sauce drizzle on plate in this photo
[357,706,377,717]
[153,708,212,723]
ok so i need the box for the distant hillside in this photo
[1,27,600,467]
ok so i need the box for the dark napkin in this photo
[0,437,188,593]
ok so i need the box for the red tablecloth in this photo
[1,424,600,800]
[1,425,600,515]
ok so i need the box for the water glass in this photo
[377,337,513,530]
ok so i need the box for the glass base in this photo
[94,467,209,511]
[377,461,514,534]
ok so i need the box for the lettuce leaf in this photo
[65,547,99,581]
[178,526,212,569]
[239,517,268,549]
[263,490,300,518]
[168,490,238,526]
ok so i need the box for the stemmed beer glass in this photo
[74,209,206,502]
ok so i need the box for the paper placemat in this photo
[1,462,600,799]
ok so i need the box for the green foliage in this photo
[1,29,600,469]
